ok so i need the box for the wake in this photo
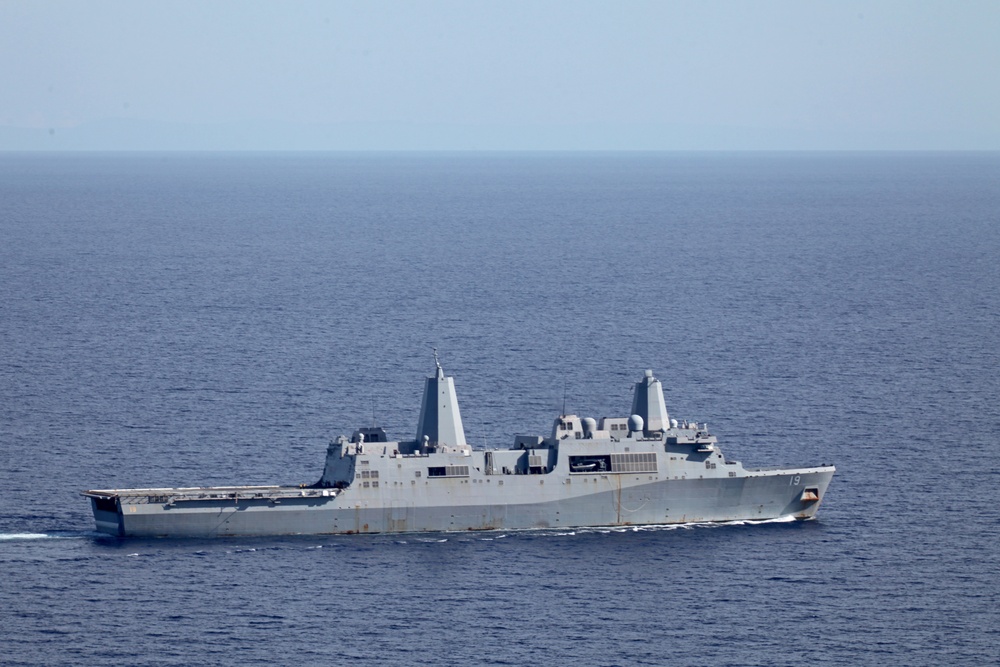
[0,531,98,541]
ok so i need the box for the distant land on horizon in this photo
[3,118,995,151]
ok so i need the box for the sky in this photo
[2,0,998,150]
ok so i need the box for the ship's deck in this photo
[82,485,338,503]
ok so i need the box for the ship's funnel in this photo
[415,357,467,449]
[630,369,669,432]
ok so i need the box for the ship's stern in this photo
[84,493,125,536]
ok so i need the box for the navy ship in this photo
[84,360,835,537]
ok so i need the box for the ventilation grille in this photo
[610,452,657,473]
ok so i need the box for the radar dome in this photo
[628,414,644,432]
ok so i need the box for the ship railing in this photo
[86,486,340,505]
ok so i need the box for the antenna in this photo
[562,379,567,416]
[433,347,441,370]
[371,393,376,428]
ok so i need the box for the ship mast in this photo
[415,350,467,449]
[630,369,670,432]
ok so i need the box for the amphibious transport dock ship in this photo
[84,362,835,537]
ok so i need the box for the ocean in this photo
[1,152,998,666]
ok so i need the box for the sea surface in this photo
[1,152,998,666]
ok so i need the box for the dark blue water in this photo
[2,152,998,666]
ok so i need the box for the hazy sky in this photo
[2,0,998,149]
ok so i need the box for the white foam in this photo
[0,531,98,541]
[532,516,802,537]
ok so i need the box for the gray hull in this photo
[88,466,834,538]
[85,366,836,538]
